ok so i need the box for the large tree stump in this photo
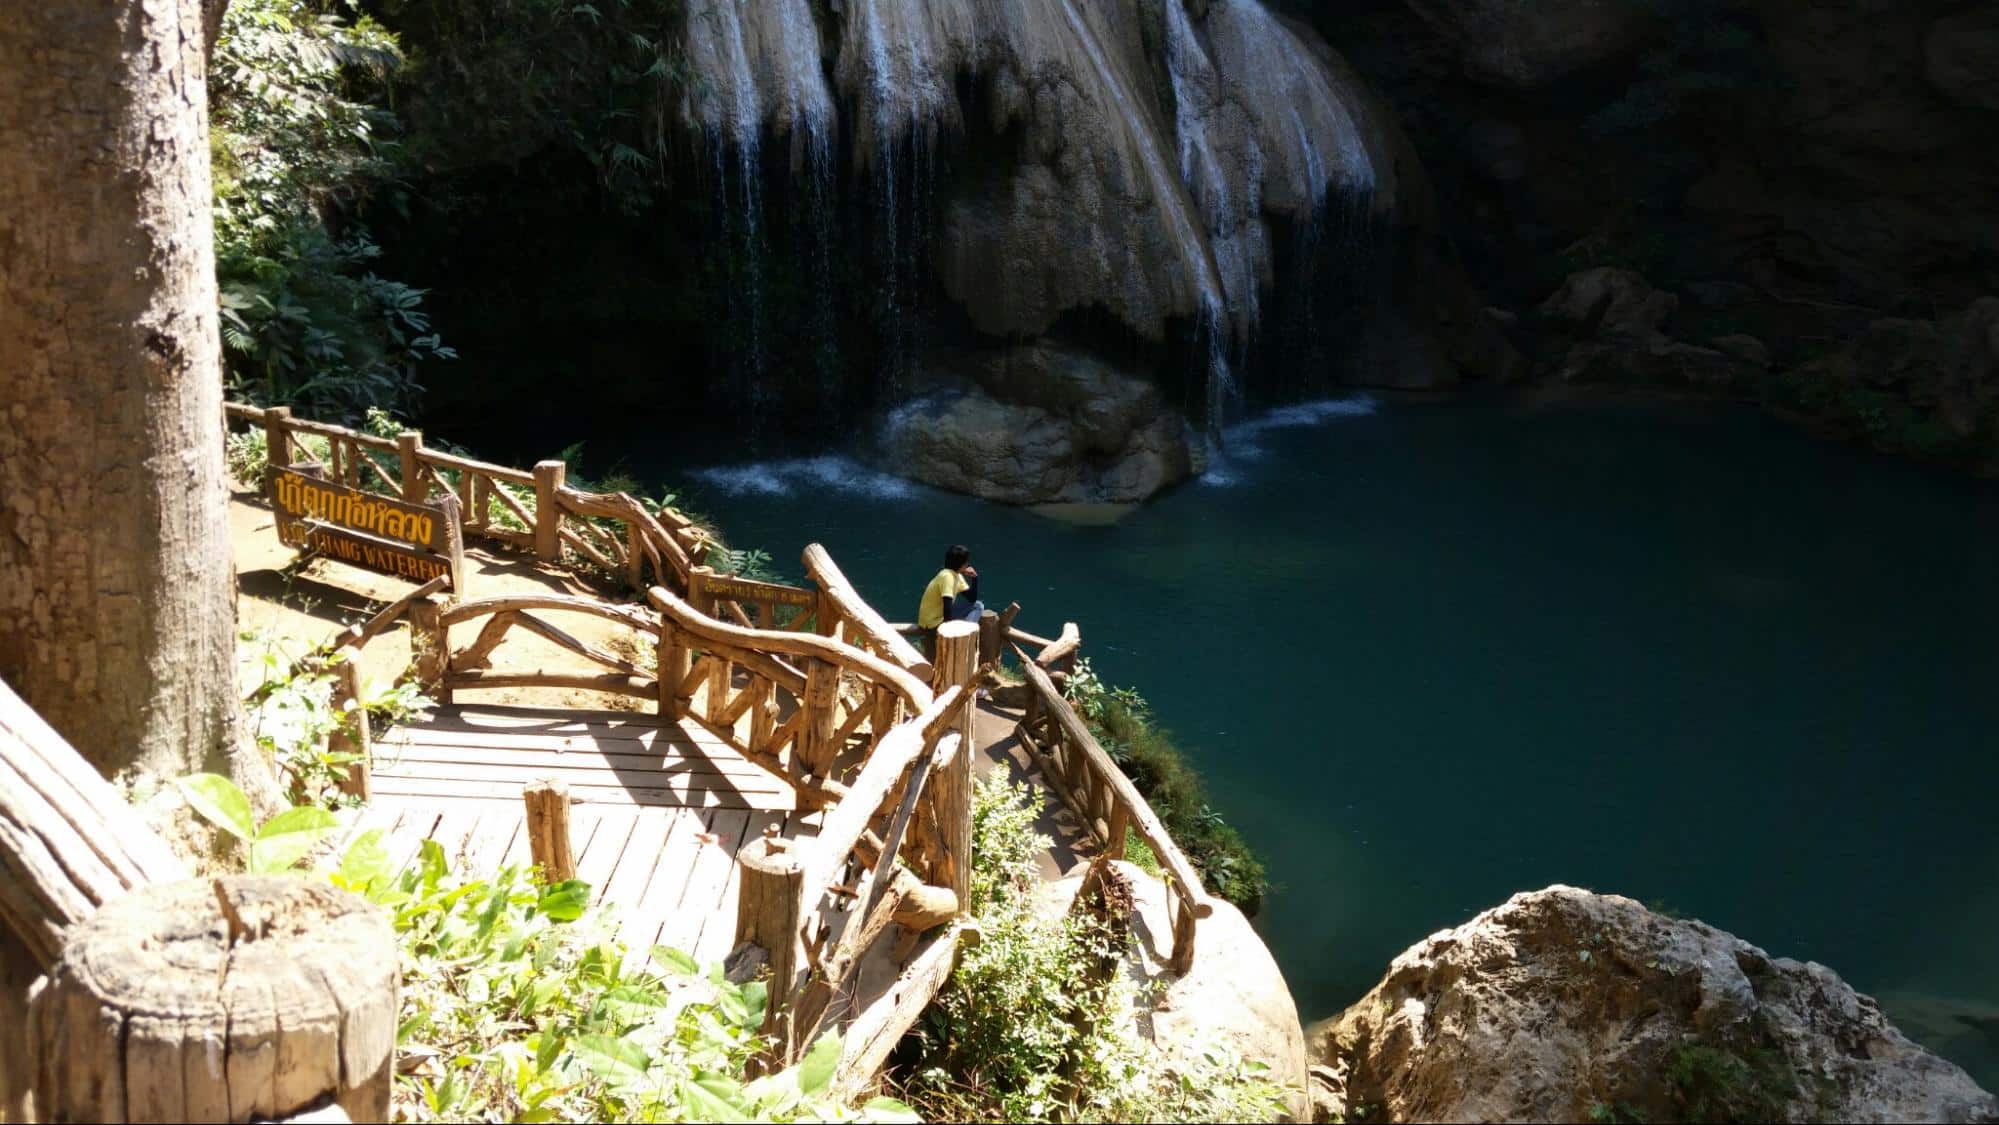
[30,876,397,1123]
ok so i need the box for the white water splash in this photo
[694,456,919,501]
[1200,395,1379,484]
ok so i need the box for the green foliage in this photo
[226,426,272,486]
[370,0,687,207]
[1666,1042,1798,1124]
[1063,659,1269,910]
[212,0,453,423]
[175,773,344,873]
[240,626,434,807]
[175,774,914,1122]
[896,775,1288,1123]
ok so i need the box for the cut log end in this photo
[29,876,396,1125]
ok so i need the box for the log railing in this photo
[1013,643,1214,972]
[428,593,660,708]
[226,403,709,595]
[801,544,934,682]
[650,585,932,790]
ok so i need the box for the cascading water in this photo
[1052,0,1238,426]
[836,0,972,407]
[682,0,841,426]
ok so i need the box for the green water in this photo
[612,394,1999,1085]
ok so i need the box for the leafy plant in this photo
[1062,659,1268,910]
[240,626,433,808]
[176,772,344,872]
[211,0,453,423]
[176,772,916,1122]
[894,775,1288,1123]
[1666,1041,1798,1124]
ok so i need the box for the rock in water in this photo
[879,342,1206,505]
[1314,886,1999,1124]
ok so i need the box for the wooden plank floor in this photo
[358,705,817,961]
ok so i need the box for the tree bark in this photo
[0,3,273,801]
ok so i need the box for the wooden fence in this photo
[1009,631,1215,973]
[228,403,705,596]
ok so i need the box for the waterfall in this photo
[1206,0,1377,213]
[1051,0,1237,423]
[681,0,842,423]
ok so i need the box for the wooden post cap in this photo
[30,876,397,1124]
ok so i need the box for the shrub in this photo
[1063,659,1269,911]
[177,773,916,1123]
[892,775,1288,1123]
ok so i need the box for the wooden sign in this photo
[271,464,464,590]
[270,466,449,552]
[697,573,817,608]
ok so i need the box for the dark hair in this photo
[944,544,971,570]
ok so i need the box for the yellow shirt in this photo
[918,568,968,629]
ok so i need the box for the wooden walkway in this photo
[357,705,821,962]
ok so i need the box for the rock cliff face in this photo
[1314,886,1999,1124]
[1320,0,1999,469]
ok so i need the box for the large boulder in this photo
[1044,860,1311,1120]
[1314,886,1999,1124]
[879,343,1206,505]
[1400,0,1654,88]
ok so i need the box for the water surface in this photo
[593,395,1999,1085]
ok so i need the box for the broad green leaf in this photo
[797,1031,840,1095]
[418,838,447,889]
[535,879,590,922]
[740,979,768,1030]
[649,944,698,976]
[571,1034,649,1087]
[246,805,339,872]
[683,1075,749,1119]
[175,773,255,842]
[860,1095,923,1123]
[257,804,336,839]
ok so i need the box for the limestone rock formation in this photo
[1044,860,1312,1120]
[687,0,1407,349]
[879,343,1206,505]
[1314,886,1999,1124]
[1400,0,1654,88]
[1536,268,1754,389]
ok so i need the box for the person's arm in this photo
[962,567,980,604]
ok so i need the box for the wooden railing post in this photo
[533,460,566,562]
[977,609,1000,669]
[31,876,397,1123]
[657,621,690,719]
[1106,804,1129,861]
[410,595,450,705]
[261,404,292,471]
[796,658,839,778]
[331,655,371,801]
[626,520,644,591]
[396,430,424,503]
[735,832,806,1050]
[524,779,575,882]
[932,621,979,909]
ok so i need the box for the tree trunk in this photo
[0,3,273,801]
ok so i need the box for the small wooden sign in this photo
[698,573,818,608]
[271,464,463,590]
[271,466,450,552]
[299,522,455,584]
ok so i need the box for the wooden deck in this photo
[357,705,821,961]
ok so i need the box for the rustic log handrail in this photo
[650,586,933,710]
[1013,647,1213,971]
[801,544,934,680]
